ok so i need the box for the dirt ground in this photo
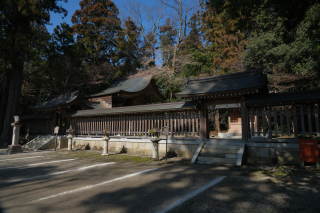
[0,149,319,213]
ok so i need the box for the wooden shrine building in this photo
[20,69,320,165]
[87,75,166,107]
[176,68,268,141]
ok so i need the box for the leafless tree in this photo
[159,0,200,71]
[123,0,166,60]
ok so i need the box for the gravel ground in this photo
[0,148,319,213]
[168,165,320,213]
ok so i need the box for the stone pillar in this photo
[101,136,110,155]
[66,125,74,151]
[101,126,111,156]
[67,134,74,151]
[152,142,159,159]
[149,123,161,160]
[8,116,23,154]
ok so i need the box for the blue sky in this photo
[46,0,157,34]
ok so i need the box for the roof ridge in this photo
[185,68,263,85]
[114,74,151,81]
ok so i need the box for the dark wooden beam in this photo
[241,101,248,141]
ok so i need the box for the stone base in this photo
[101,153,110,156]
[6,145,23,154]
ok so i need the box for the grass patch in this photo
[250,170,271,174]
[273,172,287,176]
[273,164,292,176]
[50,150,152,163]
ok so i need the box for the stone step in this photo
[22,136,54,150]
[203,144,243,149]
[201,148,239,154]
[205,139,245,144]
[197,157,237,164]
[199,153,238,159]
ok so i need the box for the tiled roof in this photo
[30,91,93,110]
[89,75,155,97]
[176,69,267,97]
[65,101,199,117]
[245,90,320,106]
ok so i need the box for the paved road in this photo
[0,152,228,213]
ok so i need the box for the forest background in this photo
[0,0,319,145]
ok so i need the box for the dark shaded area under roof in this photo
[176,68,267,98]
[88,75,164,99]
[65,101,199,117]
[30,91,93,110]
[20,114,51,120]
[245,90,320,107]
[83,101,109,110]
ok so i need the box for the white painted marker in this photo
[2,162,115,184]
[0,156,44,162]
[0,159,76,170]
[156,176,226,213]
[33,167,159,202]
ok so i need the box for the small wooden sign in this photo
[54,126,59,134]
[163,126,169,136]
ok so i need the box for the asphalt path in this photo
[0,152,228,213]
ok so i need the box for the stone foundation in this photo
[71,137,200,158]
[246,142,320,165]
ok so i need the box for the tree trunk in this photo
[0,62,23,146]
[0,67,11,136]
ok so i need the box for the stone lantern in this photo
[8,116,23,154]
[66,125,74,151]
[149,123,161,159]
[101,126,111,156]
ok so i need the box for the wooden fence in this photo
[69,111,200,137]
[23,119,55,135]
[247,104,320,139]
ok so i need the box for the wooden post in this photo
[300,107,306,137]
[267,107,272,139]
[177,113,180,136]
[250,108,254,137]
[307,105,313,137]
[292,105,299,140]
[274,108,278,137]
[256,108,260,136]
[285,107,291,137]
[241,101,248,141]
[280,107,284,136]
[262,108,266,136]
[314,104,320,137]
[185,111,187,137]
[200,102,208,141]
[170,112,173,137]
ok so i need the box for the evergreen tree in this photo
[0,0,67,145]
[116,17,142,75]
[71,0,121,65]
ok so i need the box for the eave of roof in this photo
[176,68,267,98]
[65,101,199,117]
[20,114,52,120]
[245,90,320,107]
[30,91,93,110]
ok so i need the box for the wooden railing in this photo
[247,104,320,139]
[69,111,200,137]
